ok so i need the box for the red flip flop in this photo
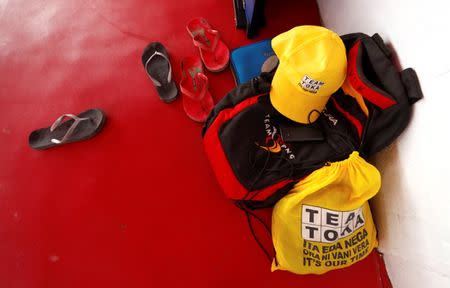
[180,56,214,122]
[186,17,230,72]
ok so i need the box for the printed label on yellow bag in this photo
[300,203,376,270]
[271,152,380,275]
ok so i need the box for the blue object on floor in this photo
[230,39,274,85]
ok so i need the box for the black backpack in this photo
[202,33,422,210]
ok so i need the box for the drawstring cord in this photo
[235,202,274,263]
[235,109,360,265]
[246,102,360,201]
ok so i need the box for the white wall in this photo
[317,1,450,287]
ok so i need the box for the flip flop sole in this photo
[200,40,230,72]
[183,91,214,123]
[156,80,178,103]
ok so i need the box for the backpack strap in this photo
[400,68,423,104]
[371,33,392,59]
[369,33,423,105]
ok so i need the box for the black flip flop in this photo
[29,109,106,150]
[141,42,178,103]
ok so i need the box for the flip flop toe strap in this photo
[181,73,209,101]
[50,114,89,144]
[192,29,220,52]
[145,51,172,86]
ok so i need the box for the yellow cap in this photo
[270,26,347,123]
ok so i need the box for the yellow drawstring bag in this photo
[271,152,380,275]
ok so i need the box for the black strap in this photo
[400,68,423,104]
[369,33,423,105]
[371,33,392,58]
[235,202,274,263]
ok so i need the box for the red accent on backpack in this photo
[347,41,397,109]
[203,94,294,202]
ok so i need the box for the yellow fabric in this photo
[270,26,347,124]
[271,152,380,275]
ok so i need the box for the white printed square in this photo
[342,210,357,229]
[321,227,341,243]
[302,224,321,242]
[321,208,342,228]
[340,224,354,238]
[354,208,365,230]
[302,205,321,225]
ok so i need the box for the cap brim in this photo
[270,62,331,124]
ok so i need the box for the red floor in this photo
[0,0,390,287]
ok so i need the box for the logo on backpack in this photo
[322,109,338,126]
[256,135,282,153]
[255,114,295,159]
